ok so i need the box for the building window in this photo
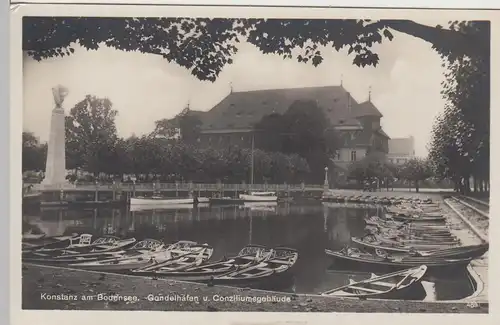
[208,136,212,143]
[197,137,201,143]
[350,151,357,161]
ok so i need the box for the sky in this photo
[23,25,447,157]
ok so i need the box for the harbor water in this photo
[22,202,475,300]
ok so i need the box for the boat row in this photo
[325,199,489,277]
[322,194,434,206]
[130,191,279,206]
[22,233,298,288]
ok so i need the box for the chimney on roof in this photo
[368,85,372,102]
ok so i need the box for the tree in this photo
[399,158,433,193]
[152,107,202,144]
[22,131,47,172]
[24,18,488,82]
[428,22,489,194]
[347,152,393,187]
[65,95,119,176]
[254,100,339,183]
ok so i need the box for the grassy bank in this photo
[22,264,488,313]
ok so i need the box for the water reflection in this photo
[22,202,474,299]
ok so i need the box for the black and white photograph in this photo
[15,4,492,316]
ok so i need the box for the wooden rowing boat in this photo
[365,228,458,243]
[22,231,46,241]
[389,213,446,223]
[325,247,472,272]
[366,216,450,231]
[43,238,164,265]
[365,233,460,248]
[22,233,81,252]
[131,244,272,278]
[23,235,137,262]
[352,237,489,259]
[205,247,298,288]
[321,265,428,299]
[70,240,207,272]
[126,243,214,273]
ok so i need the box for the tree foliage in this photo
[23,17,488,81]
[151,107,202,143]
[398,158,433,192]
[428,22,489,193]
[347,152,395,183]
[65,95,119,175]
[22,132,47,172]
[254,100,339,182]
[113,139,310,184]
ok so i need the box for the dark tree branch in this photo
[381,20,488,60]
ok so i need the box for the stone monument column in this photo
[41,85,70,189]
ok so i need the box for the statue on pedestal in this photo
[41,85,72,189]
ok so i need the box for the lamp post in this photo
[324,166,329,190]
[131,176,136,198]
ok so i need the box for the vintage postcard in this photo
[10,2,498,324]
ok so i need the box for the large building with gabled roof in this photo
[186,84,390,175]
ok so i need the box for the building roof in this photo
[388,137,415,156]
[197,85,387,131]
[377,128,391,139]
[356,100,383,118]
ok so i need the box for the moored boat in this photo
[196,197,210,203]
[22,231,46,241]
[352,237,489,259]
[321,265,428,299]
[39,238,163,265]
[69,240,202,272]
[22,233,81,252]
[199,247,298,288]
[132,244,272,278]
[363,233,460,250]
[366,216,450,231]
[209,197,245,205]
[23,235,137,262]
[325,246,472,272]
[130,197,194,205]
[129,243,214,274]
[390,214,445,223]
[239,191,278,202]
